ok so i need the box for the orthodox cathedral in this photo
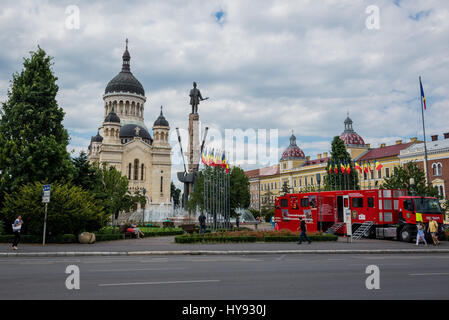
[87,41,172,209]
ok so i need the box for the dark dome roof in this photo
[104,40,145,96]
[91,131,103,143]
[280,133,305,161]
[104,108,121,123]
[339,114,365,147]
[153,106,169,127]
[105,71,145,96]
[120,124,153,142]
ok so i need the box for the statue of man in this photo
[189,82,208,114]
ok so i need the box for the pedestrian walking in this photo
[428,217,439,246]
[415,222,427,246]
[198,212,206,234]
[297,217,311,244]
[270,216,275,229]
[11,215,23,250]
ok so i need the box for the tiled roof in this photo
[304,157,330,166]
[259,165,280,177]
[357,142,414,161]
[244,169,260,179]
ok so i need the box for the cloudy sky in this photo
[1,0,448,184]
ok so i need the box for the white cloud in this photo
[1,0,449,180]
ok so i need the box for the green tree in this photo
[0,47,74,200]
[230,166,250,216]
[0,182,105,236]
[381,162,438,197]
[71,151,101,191]
[325,136,359,190]
[94,164,140,232]
[281,181,290,195]
[188,166,250,218]
[170,182,181,208]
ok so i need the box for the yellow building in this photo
[246,115,421,211]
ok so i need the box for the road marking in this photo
[98,279,220,287]
[409,273,449,276]
[89,267,185,272]
[276,255,286,261]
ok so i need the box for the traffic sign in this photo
[42,184,51,203]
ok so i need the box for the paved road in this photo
[1,253,448,300]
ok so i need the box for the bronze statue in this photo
[189,82,208,114]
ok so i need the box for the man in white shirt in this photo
[12,215,23,250]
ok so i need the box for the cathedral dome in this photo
[91,131,103,143]
[339,114,365,146]
[120,124,153,142]
[104,108,121,123]
[280,133,305,161]
[153,106,169,127]
[104,40,145,97]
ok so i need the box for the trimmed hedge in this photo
[175,232,338,244]
[175,234,257,244]
[94,233,125,241]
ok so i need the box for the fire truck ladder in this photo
[326,222,345,234]
[352,221,374,240]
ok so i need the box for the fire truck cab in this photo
[274,189,445,242]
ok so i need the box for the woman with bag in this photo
[415,222,427,246]
[12,215,23,250]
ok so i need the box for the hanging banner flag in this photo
[355,161,362,173]
[420,77,427,110]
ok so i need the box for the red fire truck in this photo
[274,189,445,242]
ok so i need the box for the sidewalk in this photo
[1,235,448,256]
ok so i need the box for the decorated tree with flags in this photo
[324,136,359,190]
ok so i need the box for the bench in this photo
[163,221,175,228]
[119,225,137,239]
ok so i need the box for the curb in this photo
[1,249,449,257]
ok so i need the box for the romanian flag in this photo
[346,161,351,174]
[328,162,332,174]
[340,162,346,174]
[334,162,338,174]
[226,163,230,173]
[221,152,226,169]
[208,149,214,166]
[355,161,362,172]
[201,150,206,165]
[420,76,427,110]
[375,159,383,171]
[363,161,369,173]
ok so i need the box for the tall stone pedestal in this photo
[188,113,200,173]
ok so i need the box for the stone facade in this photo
[87,42,172,211]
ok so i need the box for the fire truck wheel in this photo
[399,226,413,243]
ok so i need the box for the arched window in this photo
[141,163,144,180]
[134,159,139,180]
[128,163,132,180]
[438,163,443,176]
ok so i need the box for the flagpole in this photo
[420,76,430,187]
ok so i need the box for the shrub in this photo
[175,234,257,244]
[0,220,4,235]
[94,233,125,241]
[0,182,105,236]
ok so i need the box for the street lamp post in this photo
[316,173,322,232]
